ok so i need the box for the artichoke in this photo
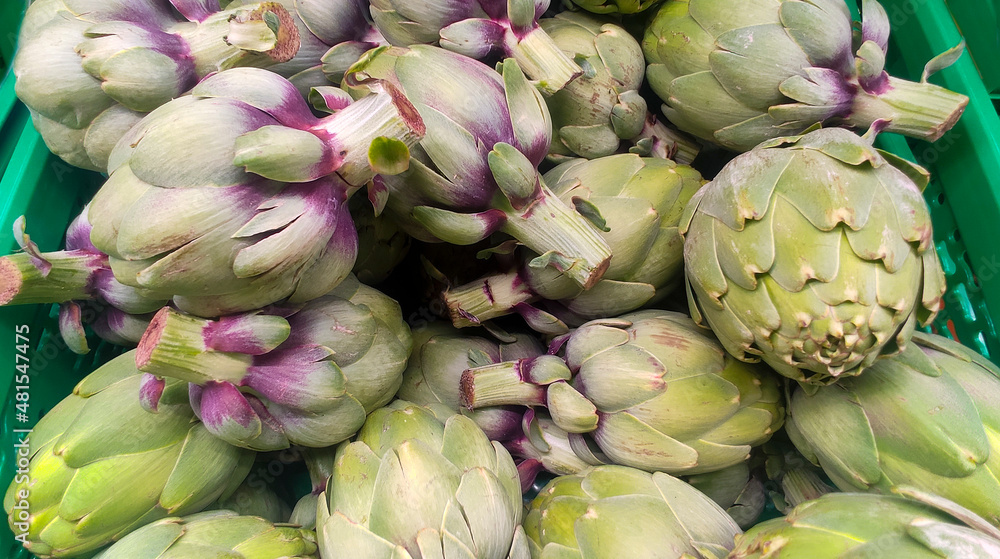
[350,195,412,285]
[211,479,293,524]
[686,463,767,529]
[730,492,1000,558]
[14,0,301,172]
[289,447,338,530]
[397,322,544,441]
[93,510,318,559]
[642,0,969,151]
[370,0,582,94]
[524,465,742,558]
[786,332,1000,526]
[3,352,255,558]
[444,154,704,334]
[136,275,412,451]
[0,210,168,354]
[88,67,425,317]
[566,0,665,13]
[463,310,785,475]
[316,401,530,559]
[346,46,613,290]
[540,12,697,163]
[681,127,946,384]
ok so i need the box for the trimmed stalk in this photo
[499,185,612,290]
[444,269,536,327]
[178,2,301,74]
[508,28,583,95]
[461,355,572,409]
[0,251,106,305]
[845,75,968,141]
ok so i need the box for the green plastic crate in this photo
[944,0,1000,95]
[2,0,1000,557]
[0,2,25,75]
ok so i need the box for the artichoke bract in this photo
[524,465,742,559]
[3,352,255,558]
[211,478,293,523]
[289,447,338,531]
[93,510,318,559]
[136,275,412,451]
[444,154,705,334]
[346,46,613,290]
[686,463,767,530]
[14,0,301,172]
[642,0,969,151]
[540,12,697,163]
[88,67,425,317]
[370,0,582,94]
[316,401,530,559]
[681,127,946,384]
[463,310,785,475]
[397,322,544,441]
[786,332,1000,526]
[568,0,665,13]
[730,492,1000,558]
[0,210,168,354]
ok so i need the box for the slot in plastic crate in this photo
[2,0,1000,556]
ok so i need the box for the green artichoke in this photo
[88,67,424,317]
[463,310,785,475]
[316,401,530,559]
[289,447,338,531]
[211,480,292,524]
[397,322,544,441]
[444,154,704,334]
[136,275,412,451]
[730,492,1000,558]
[524,465,742,558]
[566,0,665,13]
[642,0,968,151]
[93,510,318,559]
[540,12,697,163]
[346,46,613,290]
[686,463,767,530]
[681,127,946,384]
[4,352,255,558]
[786,332,1000,526]
[14,0,301,172]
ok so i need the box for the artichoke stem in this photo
[846,76,969,142]
[781,468,834,509]
[444,271,537,327]
[509,27,584,95]
[136,307,252,385]
[500,183,612,290]
[0,251,106,306]
[312,83,426,188]
[632,114,700,165]
[178,1,300,75]
[460,362,547,409]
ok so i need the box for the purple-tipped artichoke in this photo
[135,275,412,451]
[396,322,544,441]
[88,67,425,317]
[369,0,583,94]
[14,0,302,172]
[346,46,613,290]
[444,154,704,334]
[462,310,785,476]
[643,0,969,151]
[0,210,168,354]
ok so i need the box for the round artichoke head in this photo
[3,352,255,558]
[681,127,946,384]
[88,67,424,317]
[93,510,318,559]
[731,492,1000,558]
[642,0,968,151]
[524,465,742,558]
[397,322,544,441]
[14,0,302,171]
[136,275,413,451]
[316,401,529,559]
[346,45,613,290]
[786,332,1000,526]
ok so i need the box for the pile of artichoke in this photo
[2,0,994,558]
